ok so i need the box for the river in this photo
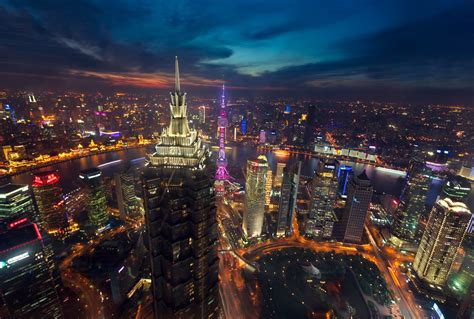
[1,145,445,205]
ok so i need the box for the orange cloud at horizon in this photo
[68,69,251,90]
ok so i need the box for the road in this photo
[365,225,424,319]
[217,199,426,318]
[59,227,126,318]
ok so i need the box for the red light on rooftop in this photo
[392,199,399,205]
[32,176,43,186]
[32,173,60,186]
[8,217,28,229]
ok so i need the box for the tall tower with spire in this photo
[142,57,219,319]
[215,84,230,194]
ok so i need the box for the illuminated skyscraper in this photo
[273,162,286,190]
[0,219,63,318]
[0,183,35,221]
[307,160,338,239]
[276,162,301,237]
[440,175,470,203]
[198,105,206,124]
[243,156,268,238]
[32,171,68,233]
[142,57,219,319]
[448,233,473,299]
[114,171,137,219]
[413,198,471,288]
[240,119,247,134]
[391,158,431,244]
[265,165,273,206]
[338,171,373,243]
[337,165,352,198]
[259,130,266,144]
[79,168,109,229]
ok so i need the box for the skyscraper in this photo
[32,171,68,234]
[142,57,219,319]
[273,162,286,190]
[0,183,35,221]
[114,171,137,219]
[198,105,206,124]
[338,171,373,243]
[265,165,273,206]
[307,160,339,239]
[0,219,63,318]
[276,162,301,237]
[79,168,109,229]
[259,129,266,144]
[440,175,471,203]
[337,165,352,198]
[413,198,471,288]
[243,155,268,238]
[448,233,473,299]
[391,158,431,245]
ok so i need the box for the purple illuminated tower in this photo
[215,84,230,193]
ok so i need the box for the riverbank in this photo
[0,144,151,181]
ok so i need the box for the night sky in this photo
[0,0,473,104]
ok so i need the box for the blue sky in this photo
[0,0,472,104]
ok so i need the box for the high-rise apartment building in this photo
[0,219,63,318]
[338,171,373,243]
[276,162,301,237]
[79,168,109,228]
[31,171,68,233]
[0,183,35,221]
[413,198,471,288]
[243,155,268,238]
[391,158,431,244]
[142,57,219,319]
[307,160,339,239]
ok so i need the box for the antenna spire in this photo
[175,56,181,92]
[221,83,225,104]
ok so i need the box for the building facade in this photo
[338,171,373,243]
[413,198,472,288]
[79,168,109,229]
[142,57,219,319]
[0,219,63,318]
[391,158,431,244]
[273,162,286,191]
[31,171,68,234]
[307,160,339,239]
[276,162,301,237]
[0,183,35,221]
[114,171,137,219]
[337,165,352,198]
[265,165,273,206]
[243,156,268,238]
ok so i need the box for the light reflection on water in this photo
[4,145,454,206]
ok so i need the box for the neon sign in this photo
[32,173,60,186]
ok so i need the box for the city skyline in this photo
[0,2,472,319]
[0,1,472,105]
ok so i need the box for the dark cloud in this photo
[0,0,472,105]
[244,23,304,40]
